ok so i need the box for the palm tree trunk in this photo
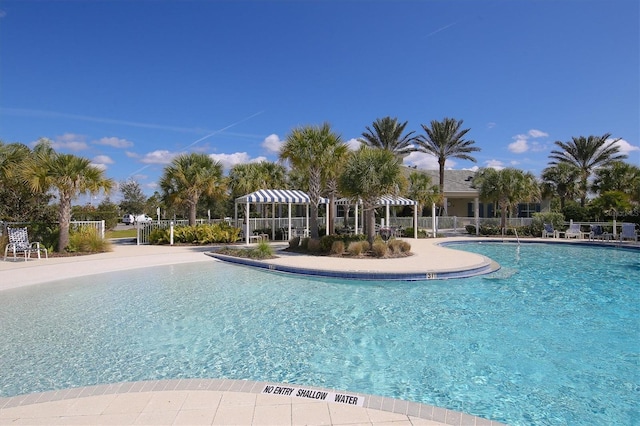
[188,196,198,226]
[57,193,72,252]
[308,168,322,239]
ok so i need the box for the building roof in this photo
[403,167,478,196]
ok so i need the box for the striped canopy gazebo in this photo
[335,195,418,239]
[234,189,329,244]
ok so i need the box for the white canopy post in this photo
[288,202,292,241]
[355,203,359,235]
[245,201,250,245]
[305,204,310,237]
[325,202,329,235]
[432,202,437,238]
[386,205,390,227]
[271,202,276,241]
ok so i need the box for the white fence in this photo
[0,220,106,238]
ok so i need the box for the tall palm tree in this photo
[338,147,402,244]
[22,140,114,252]
[540,162,581,210]
[159,153,225,226]
[415,117,480,196]
[548,134,626,207]
[473,167,540,231]
[279,123,344,239]
[359,116,417,159]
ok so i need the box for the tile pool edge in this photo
[0,379,506,426]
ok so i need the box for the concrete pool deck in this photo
[0,237,525,425]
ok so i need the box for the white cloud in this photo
[140,150,180,164]
[528,129,549,138]
[346,138,362,150]
[261,134,282,153]
[404,151,446,170]
[92,155,114,165]
[485,160,505,170]
[610,138,640,156]
[209,152,268,170]
[508,138,529,153]
[487,122,497,129]
[94,136,134,148]
[125,151,139,158]
[90,163,108,171]
[48,133,88,151]
[508,129,549,154]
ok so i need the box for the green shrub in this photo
[330,240,345,255]
[465,225,476,234]
[251,241,273,258]
[531,212,565,237]
[307,238,321,253]
[404,227,428,238]
[371,240,388,258]
[157,223,241,244]
[149,228,171,244]
[67,226,112,253]
[300,237,310,250]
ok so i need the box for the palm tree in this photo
[322,143,349,234]
[415,117,480,196]
[540,162,581,210]
[159,153,225,226]
[338,147,402,244]
[279,123,344,239]
[359,117,417,159]
[407,171,441,216]
[592,161,640,205]
[473,167,540,231]
[22,140,114,252]
[228,161,287,198]
[548,134,627,207]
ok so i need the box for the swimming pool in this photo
[0,242,637,425]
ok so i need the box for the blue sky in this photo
[1,0,638,197]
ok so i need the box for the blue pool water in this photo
[0,242,638,425]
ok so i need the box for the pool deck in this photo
[5,235,618,425]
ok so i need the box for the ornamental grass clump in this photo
[388,239,411,255]
[67,226,111,253]
[371,240,388,258]
[347,240,369,256]
[330,240,345,255]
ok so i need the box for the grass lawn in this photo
[106,229,137,239]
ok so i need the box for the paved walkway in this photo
[0,238,506,425]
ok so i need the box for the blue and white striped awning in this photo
[336,195,417,206]
[236,189,328,204]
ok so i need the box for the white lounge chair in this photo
[3,227,48,261]
[564,223,582,239]
[619,223,638,242]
